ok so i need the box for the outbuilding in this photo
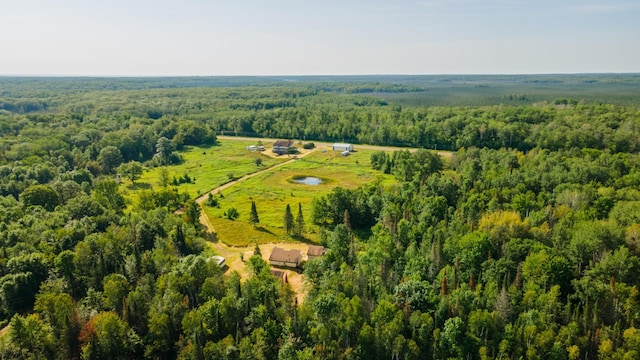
[332,143,354,152]
[208,255,226,269]
[307,245,325,261]
[269,247,301,268]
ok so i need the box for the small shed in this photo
[270,269,288,284]
[332,143,354,152]
[307,245,325,261]
[269,247,301,268]
[208,255,226,269]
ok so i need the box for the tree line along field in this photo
[1,76,640,359]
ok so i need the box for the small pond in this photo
[292,176,323,185]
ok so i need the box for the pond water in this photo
[292,176,323,185]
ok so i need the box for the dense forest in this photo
[1,75,640,359]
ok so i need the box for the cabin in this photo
[307,245,325,261]
[332,143,354,152]
[269,247,301,268]
[272,140,296,155]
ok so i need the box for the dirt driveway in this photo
[209,240,311,303]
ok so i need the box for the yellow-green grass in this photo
[121,139,288,206]
[204,146,396,246]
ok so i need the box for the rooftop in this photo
[269,247,301,263]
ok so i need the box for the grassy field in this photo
[122,138,398,246]
[203,146,395,246]
[122,139,288,206]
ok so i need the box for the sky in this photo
[1,0,639,76]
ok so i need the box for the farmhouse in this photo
[269,247,301,268]
[307,245,325,261]
[272,140,296,155]
[332,143,354,152]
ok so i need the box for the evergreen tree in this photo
[249,201,260,227]
[284,204,294,235]
[174,224,188,256]
[295,202,305,236]
[343,209,352,231]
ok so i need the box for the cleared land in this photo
[202,144,396,246]
[207,241,313,303]
[123,139,289,204]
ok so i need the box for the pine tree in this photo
[295,202,305,236]
[249,201,259,227]
[284,204,294,235]
[174,224,188,256]
[343,209,352,230]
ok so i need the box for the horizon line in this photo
[1,72,639,78]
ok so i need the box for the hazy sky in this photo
[1,0,639,76]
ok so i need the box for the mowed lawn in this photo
[122,139,288,205]
[204,147,395,246]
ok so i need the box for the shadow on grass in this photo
[255,226,276,236]
[289,234,321,244]
[127,182,152,190]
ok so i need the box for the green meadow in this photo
[122,139,288,205]
[122,138,398,246]
[203,147,395,246]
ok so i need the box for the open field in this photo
[122,139,289,205]
[203,144,396,246]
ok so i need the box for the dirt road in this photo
[217,135,453,158]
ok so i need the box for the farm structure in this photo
[269,247,301,268]
[332,143,354,152]
[307,245,325,261]
[272,140,296,155]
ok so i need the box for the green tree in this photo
[184,199,201,227]
[81,311,139,359]
[295,202,305,236]
[117,161,143,184]
[284,204,294,235]
[20,184,60,211]
[9,313,56,359]
[159,167,170,187]
[97,146,124,174]
[249,201,260,227]
[93,180,126,212]
[103,274,130,317]
[154,136,175,165]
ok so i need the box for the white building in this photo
[332,143,354,152]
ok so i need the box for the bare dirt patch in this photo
[207,241,311,303]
